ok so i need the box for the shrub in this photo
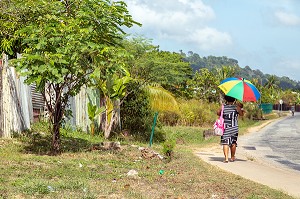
[178,99,218,127]
[244,103,263,120]
[158,99,219,127]
[161,139,176,160]
[120,82,165,142]
[158,111,180,126]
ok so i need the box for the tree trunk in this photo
[113,99,121,131]
[104,109,116,139]
[90,123,95,136]
[51,87,63,155]
[52,120,61,155]
[99,96,106,132]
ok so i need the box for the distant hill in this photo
[181,51,300,90]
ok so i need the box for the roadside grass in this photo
[0,114,294,199]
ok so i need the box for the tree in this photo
[265,75,279,90]
[0,0,31,57]
[281,90,297,105]
[137,51,192,97]
[123,38,192,98]
[121,36,158,80]
[251,78,264,103]
[90,61,132,138]
[259,75,280,103]
[189,68,218,102]
[119,38,181,141]
[4,0,139,154]
[214,65,238,82]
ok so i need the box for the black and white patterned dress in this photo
[221,104,239,146]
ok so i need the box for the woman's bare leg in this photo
[223,145,229,162]
[230,144,236,161]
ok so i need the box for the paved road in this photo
[238,112,300,172]
[196,113,300,198]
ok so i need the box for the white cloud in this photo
[184,27,232,51]
[126,0,215,28]
[124,0,232,51]
[273,58,300,80]
[275,11,300,26]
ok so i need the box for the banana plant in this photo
[102,73,132,138]
[90,64,132,138]
[87,102,105,136]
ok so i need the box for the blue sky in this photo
[123,0,300,81]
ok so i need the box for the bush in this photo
[244,103,263,119]
[159,100,266,128]
[159,99,219,127]
[179,99,218,126]
[161,139,176,160]
[158,111,180,126]
[120,82,166,142]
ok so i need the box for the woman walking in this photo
[217,95,244,163]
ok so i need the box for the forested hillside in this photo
[182,51,300,90]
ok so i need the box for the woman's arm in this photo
[236,102,244,116]
[217,108,221,116]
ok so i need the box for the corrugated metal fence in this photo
[68,87,100,132]
[0,53,32,137]
[0,58,3,136]
[0,53,97,137]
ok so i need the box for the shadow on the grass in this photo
[17,133,93,155]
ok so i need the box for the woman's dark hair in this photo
[224,95,236,102]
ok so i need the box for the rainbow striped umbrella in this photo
[218,77,261,102]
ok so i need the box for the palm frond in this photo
[146,86,179,112]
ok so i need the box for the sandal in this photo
[230,157,236,162]
[223,160,229,163]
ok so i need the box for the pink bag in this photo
[213,105,225,136]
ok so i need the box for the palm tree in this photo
[215,66,237,103]
[265,75,279,90]
[263,75,280,103]
[215,66,237,83]
[146,85,179,112]
[145,85,179,147]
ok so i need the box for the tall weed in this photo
[159,99,219,127]
[243,103,263,120]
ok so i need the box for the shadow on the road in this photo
[242,146,256,150]
[265,155,281,159]
[276,159,300,172]
[264,155,300,172]
[208,156,247,162]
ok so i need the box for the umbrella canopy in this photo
[218,77,261,102]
